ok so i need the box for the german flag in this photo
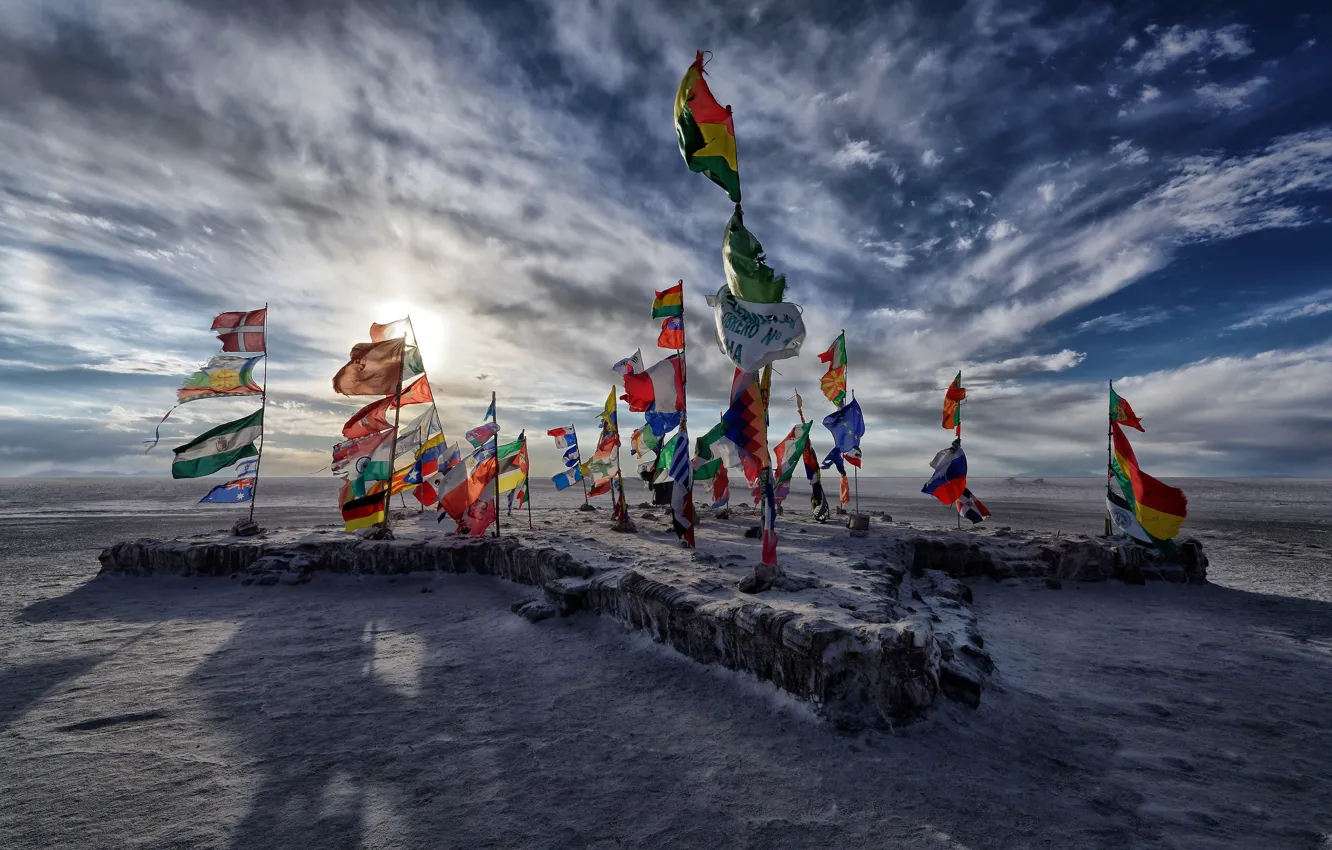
[342,491,386,532]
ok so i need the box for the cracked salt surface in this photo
[2,477,1331,848]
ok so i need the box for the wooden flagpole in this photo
[248,302,269,523]
[676,280,693,543]
[524,433,533,530]
[383,334,406,532]
[578,425,590,507]
[491,391,500,538]
[405,314,442,513]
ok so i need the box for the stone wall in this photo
[98,535,956,729]
[906,533,1208,585]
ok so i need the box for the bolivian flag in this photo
[651,282,684,319]
[675,51,740,202]
[1110,422,1187,542]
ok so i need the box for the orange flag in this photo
[333,338,405,396]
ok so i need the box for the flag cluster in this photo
[155,307,267,505]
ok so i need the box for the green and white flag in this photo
[172,409,263,479]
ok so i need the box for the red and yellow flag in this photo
[1111,422,1187,541]
[674,52,740,202]
[942,371,965,436]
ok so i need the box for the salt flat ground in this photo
[1,478,1330,849]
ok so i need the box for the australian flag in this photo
[199,477,254,503]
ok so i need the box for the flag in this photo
[630,427,645,457]
[1106,472,1153,545]
[759,472,778,566]
[463,496,498,536]
[922,443,968,505]
[1111,422,1187,542]
[674,51,740,202]
[235,458,259,477]
[839,474,851,508]
[414,432,448,475]
[706,285,804,372]
[644,403,683,438]
[955,488,991,524]
[177,355,264,404]
[818,332,847,406]
[341,491,386,532]
[801,441,820,482]
[553,467,583,490]
[414,476,441,508]
[598,386,618,433]
[822,399,864,468]
[211,308,266,352]
[369,319,409,343]
[651,281,685,319]
[389,461,421,496]
[171,409,263,479]
[199,477,254,503]
[721,372,768,465]
[438,445,499,521]
[1110,385,1144,431]
[712,467,730,510]
[773,422,813,485]
[466,421,500,447]
[547,425,577,449]
[507,481,527,515]
[496,434,529,494]
[401,346,425,380]
[657,315,685,349]
[621,353,685,413]
[612,349,644,377]
[942,371,965,436]
[668,426,695,547]
[331,428,395,479]
[333,338,406,396]
[483,397,496,422]
[653,434,678,485]
[722,211,786,303]
[340,377,433,439]
[394,406,437,458]
[692,456,722,480]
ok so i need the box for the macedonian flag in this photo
[675,51,740,203]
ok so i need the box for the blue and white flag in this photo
[552,467,584,491]
[644,402,683,438]
[668,426,695,547]
[611,349,644,377]
[235,458,259,478]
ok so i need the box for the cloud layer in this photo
[0,0,1330,479]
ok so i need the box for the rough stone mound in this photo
[97,535,972,728]
[907,531,1207,585]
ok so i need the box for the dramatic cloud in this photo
[0,0,1328,480]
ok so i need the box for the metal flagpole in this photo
[248,302,269,523]
[491,391,500,538]
[383,334,406,532]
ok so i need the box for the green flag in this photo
[723,211,786,303]
[172,409,263,479]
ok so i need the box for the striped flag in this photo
[668,425,695,547]
[760,472,778,566]
[922,443,968,504]
[651,281,684,318]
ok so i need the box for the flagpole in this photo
[1106,379,1114,536]
[677,279,693,541]
[611,386,627,523]
[846,330,859,519]
[248,302,270,524]
[578,428,589,507]
[524,433,533,530]
[405,314,442,513]
[384,335,406,532]
[492,391,500,539]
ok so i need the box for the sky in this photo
[1,0,1330,480]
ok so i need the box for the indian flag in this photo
[171,409,263,479]
[675,51,740,202]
